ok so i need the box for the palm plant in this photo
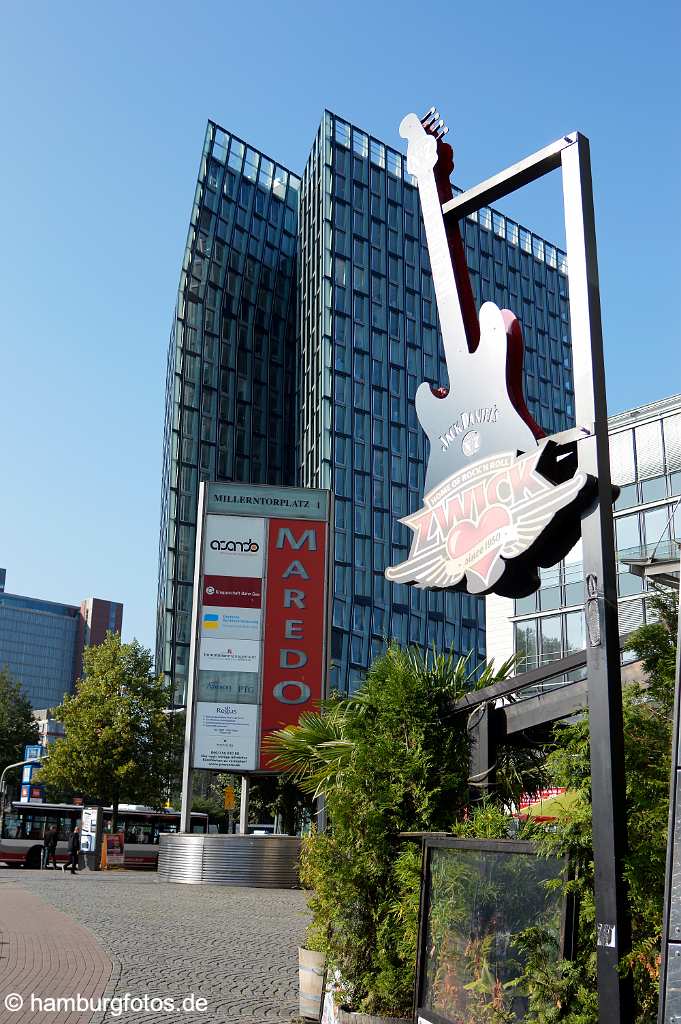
[265,644,528,807]
[264,701,354,798]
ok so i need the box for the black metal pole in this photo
[657,569,681,1022]
[562,134,633,1021]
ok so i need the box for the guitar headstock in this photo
[399,108,452,183]
[399,109,441,178]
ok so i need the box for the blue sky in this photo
[0,0,679,652]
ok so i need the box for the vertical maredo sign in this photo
[189,483,331,773]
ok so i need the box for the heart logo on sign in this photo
[446,506,512,585]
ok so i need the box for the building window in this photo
[564,611,585,655]
[640,475,667,503]
[515,620,538,672]
[539,616,562,664]
[616,513,641,554]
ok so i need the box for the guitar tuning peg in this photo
[421,108,440,129]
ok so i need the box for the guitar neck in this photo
[417,171,469,370]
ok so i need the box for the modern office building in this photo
[0,576,123,709]
[157,110,576,702]
[32,709,66,748]
[485,393,681,682]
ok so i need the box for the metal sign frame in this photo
[433,132,632,1020]
[180,481,333,833]
[413,836,575,1024]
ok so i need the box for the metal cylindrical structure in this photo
[158,833,301,887]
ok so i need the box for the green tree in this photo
[36,634,181,829]
[0,668,39,781]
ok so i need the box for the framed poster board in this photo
[415,838,573,1024]
[101,831,125,869]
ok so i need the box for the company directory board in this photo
[188,483,331,773]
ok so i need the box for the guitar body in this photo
[417,303,539,492]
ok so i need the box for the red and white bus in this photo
[0,801,208,869]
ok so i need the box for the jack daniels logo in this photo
[385,108,597,598]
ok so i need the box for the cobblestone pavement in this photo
[0,870,309,1024]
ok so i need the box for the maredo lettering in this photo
[260,519,327,768]
[273,527,316,702]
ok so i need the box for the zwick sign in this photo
[189,483,331,775]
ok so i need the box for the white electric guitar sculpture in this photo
[400,110,540,490]
[386,110,596,596]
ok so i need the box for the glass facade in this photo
[158,111,575,699]
[300,112,573,693]
[156,123,300,703]
[0,593,79,708]
[510,394,681,682]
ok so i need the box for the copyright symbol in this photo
[4,993,23,1011]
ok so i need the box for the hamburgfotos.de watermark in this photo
[3,992,209,1016]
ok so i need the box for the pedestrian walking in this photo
[42,826,58,869]
[67,825,80,874]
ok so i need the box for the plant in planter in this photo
[449,585,678,1024]
[266,643,518,1020]
[517,591,678,1024]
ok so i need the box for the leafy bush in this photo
[269,644,514,1016]
[271,588,677,1021]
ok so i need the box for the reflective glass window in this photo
[640,476,667,503]
[539,586,561,611]
[564,580,584,607]
[618,570,643,597]
[515,620,538,671]
[643,505,672,548]
[614,483,638,510]
[663,414,681,472]
[616,514,641,553]
[540,616,562,663]
[564,611,585,654]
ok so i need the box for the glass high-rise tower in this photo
[157,125,300,701]
[158,111,574,702]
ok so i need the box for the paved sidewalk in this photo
[0,885,112,1024]
[0,870,309,1024]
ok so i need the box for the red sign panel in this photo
[203,575,262,608]
[517,786,566,810]
[259,519,328,769]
